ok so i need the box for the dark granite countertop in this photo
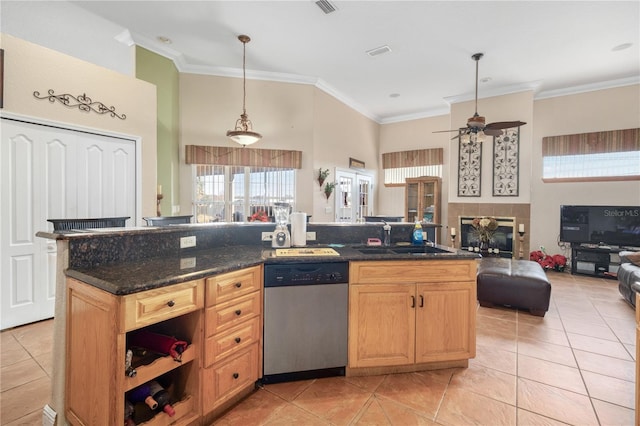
[66,243,479,295]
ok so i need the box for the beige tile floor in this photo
[1,271,636,425]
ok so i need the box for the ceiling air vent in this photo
[366,45,392,57]
[315,0,337,14]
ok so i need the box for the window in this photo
[542,128,640,182]
[185,145,302,223]
[384,165,442,185]
[381,148,443,186]
[543,151,640,180]
[194,165,296,223]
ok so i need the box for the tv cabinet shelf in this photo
[570,245,625,279]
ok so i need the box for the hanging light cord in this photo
[241,38,247,116]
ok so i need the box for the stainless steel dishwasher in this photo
[263,261,349,384]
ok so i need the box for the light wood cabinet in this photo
[405,177,441,236]
[202,265,262,415]
[65,278,203,426]
[348,260,476,372]
[65,265,263,425]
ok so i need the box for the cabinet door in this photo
[348,284,415,368]
[415,282,475,363]
[405,181,419,222]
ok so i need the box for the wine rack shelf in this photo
[124,344,197,392]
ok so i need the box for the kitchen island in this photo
[38,222,479,425]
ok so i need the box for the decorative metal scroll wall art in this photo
[33,89,126,120]
[492,127,520,196]
[457,133,482,197]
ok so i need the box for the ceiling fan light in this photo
[476,131,486,143]
[460,133,471,144]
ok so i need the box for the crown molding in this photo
[119,31,640,125]
[443,81,543,105]
[535,76,640,100]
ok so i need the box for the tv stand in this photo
[571,244,623,279]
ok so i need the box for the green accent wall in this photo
[135,47,179,216]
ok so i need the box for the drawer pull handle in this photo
[167,300,175,307]
[419,295,424,307]
[233,373,239,379]
[235,337,241,343]
[410,296,415,308]
[235,309,242,316]
[234,282,242,288]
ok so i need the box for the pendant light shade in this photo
[227,35,262,146]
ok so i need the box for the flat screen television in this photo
[560,205,640,247]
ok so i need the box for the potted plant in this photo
[318,168,330,187]
[323,181,336,200]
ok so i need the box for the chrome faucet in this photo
[382,221,391,246]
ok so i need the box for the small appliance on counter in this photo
[290,212,307,247]
[272,202,291,248]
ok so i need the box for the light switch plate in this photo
[306,231,316,241]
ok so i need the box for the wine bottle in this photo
[148,380,176,417]
[124,400,136,426]
[128,384,158,410]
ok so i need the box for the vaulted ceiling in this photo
[68,1,640,123]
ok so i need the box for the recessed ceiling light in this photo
[157,36,172,44]
[612,42,632,51]
[389,93,400,98]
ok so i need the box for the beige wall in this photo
[312,90,379,221]
[178,73,379,222]
[449,91,534,204]
[0,33,158,219]
[532,84,640,254]
[378,114,453,241]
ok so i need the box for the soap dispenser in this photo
[411,221,424,245]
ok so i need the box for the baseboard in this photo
[42,404,56,426]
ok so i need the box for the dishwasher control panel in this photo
[264,262,349,287]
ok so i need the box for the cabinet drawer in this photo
[206,291,261,336]
[205,317,260,367]
[350,260,476,284]
[121,280,203,332]
[206,266,261,306]
[203,343,259,411]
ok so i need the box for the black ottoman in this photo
[477,258,552,317]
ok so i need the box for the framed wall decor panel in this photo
[457,136,482,197]
[492,127,520,196]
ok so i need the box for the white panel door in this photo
[1,119,136,329]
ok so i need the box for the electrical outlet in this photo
[180,257,196,269]
[180,235,196,248]
[306,231,316,241]
[325,206,332,214]
[261,232,274,241]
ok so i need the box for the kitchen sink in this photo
[356,246,451,255]
[356,248,395,255]
[390,246,450,254]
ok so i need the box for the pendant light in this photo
[227,35,262,146]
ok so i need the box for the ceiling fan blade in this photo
[433,129,463,133]
[484,128,503,137]
[485,120,527,130]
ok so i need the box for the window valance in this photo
[381,148,443,169]
[185,145,302,169]
[542,128,639,157]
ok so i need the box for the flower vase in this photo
[479,239,490,253]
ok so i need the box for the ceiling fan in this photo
[435,53,526,143]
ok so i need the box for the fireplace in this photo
[459,216,515,258]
